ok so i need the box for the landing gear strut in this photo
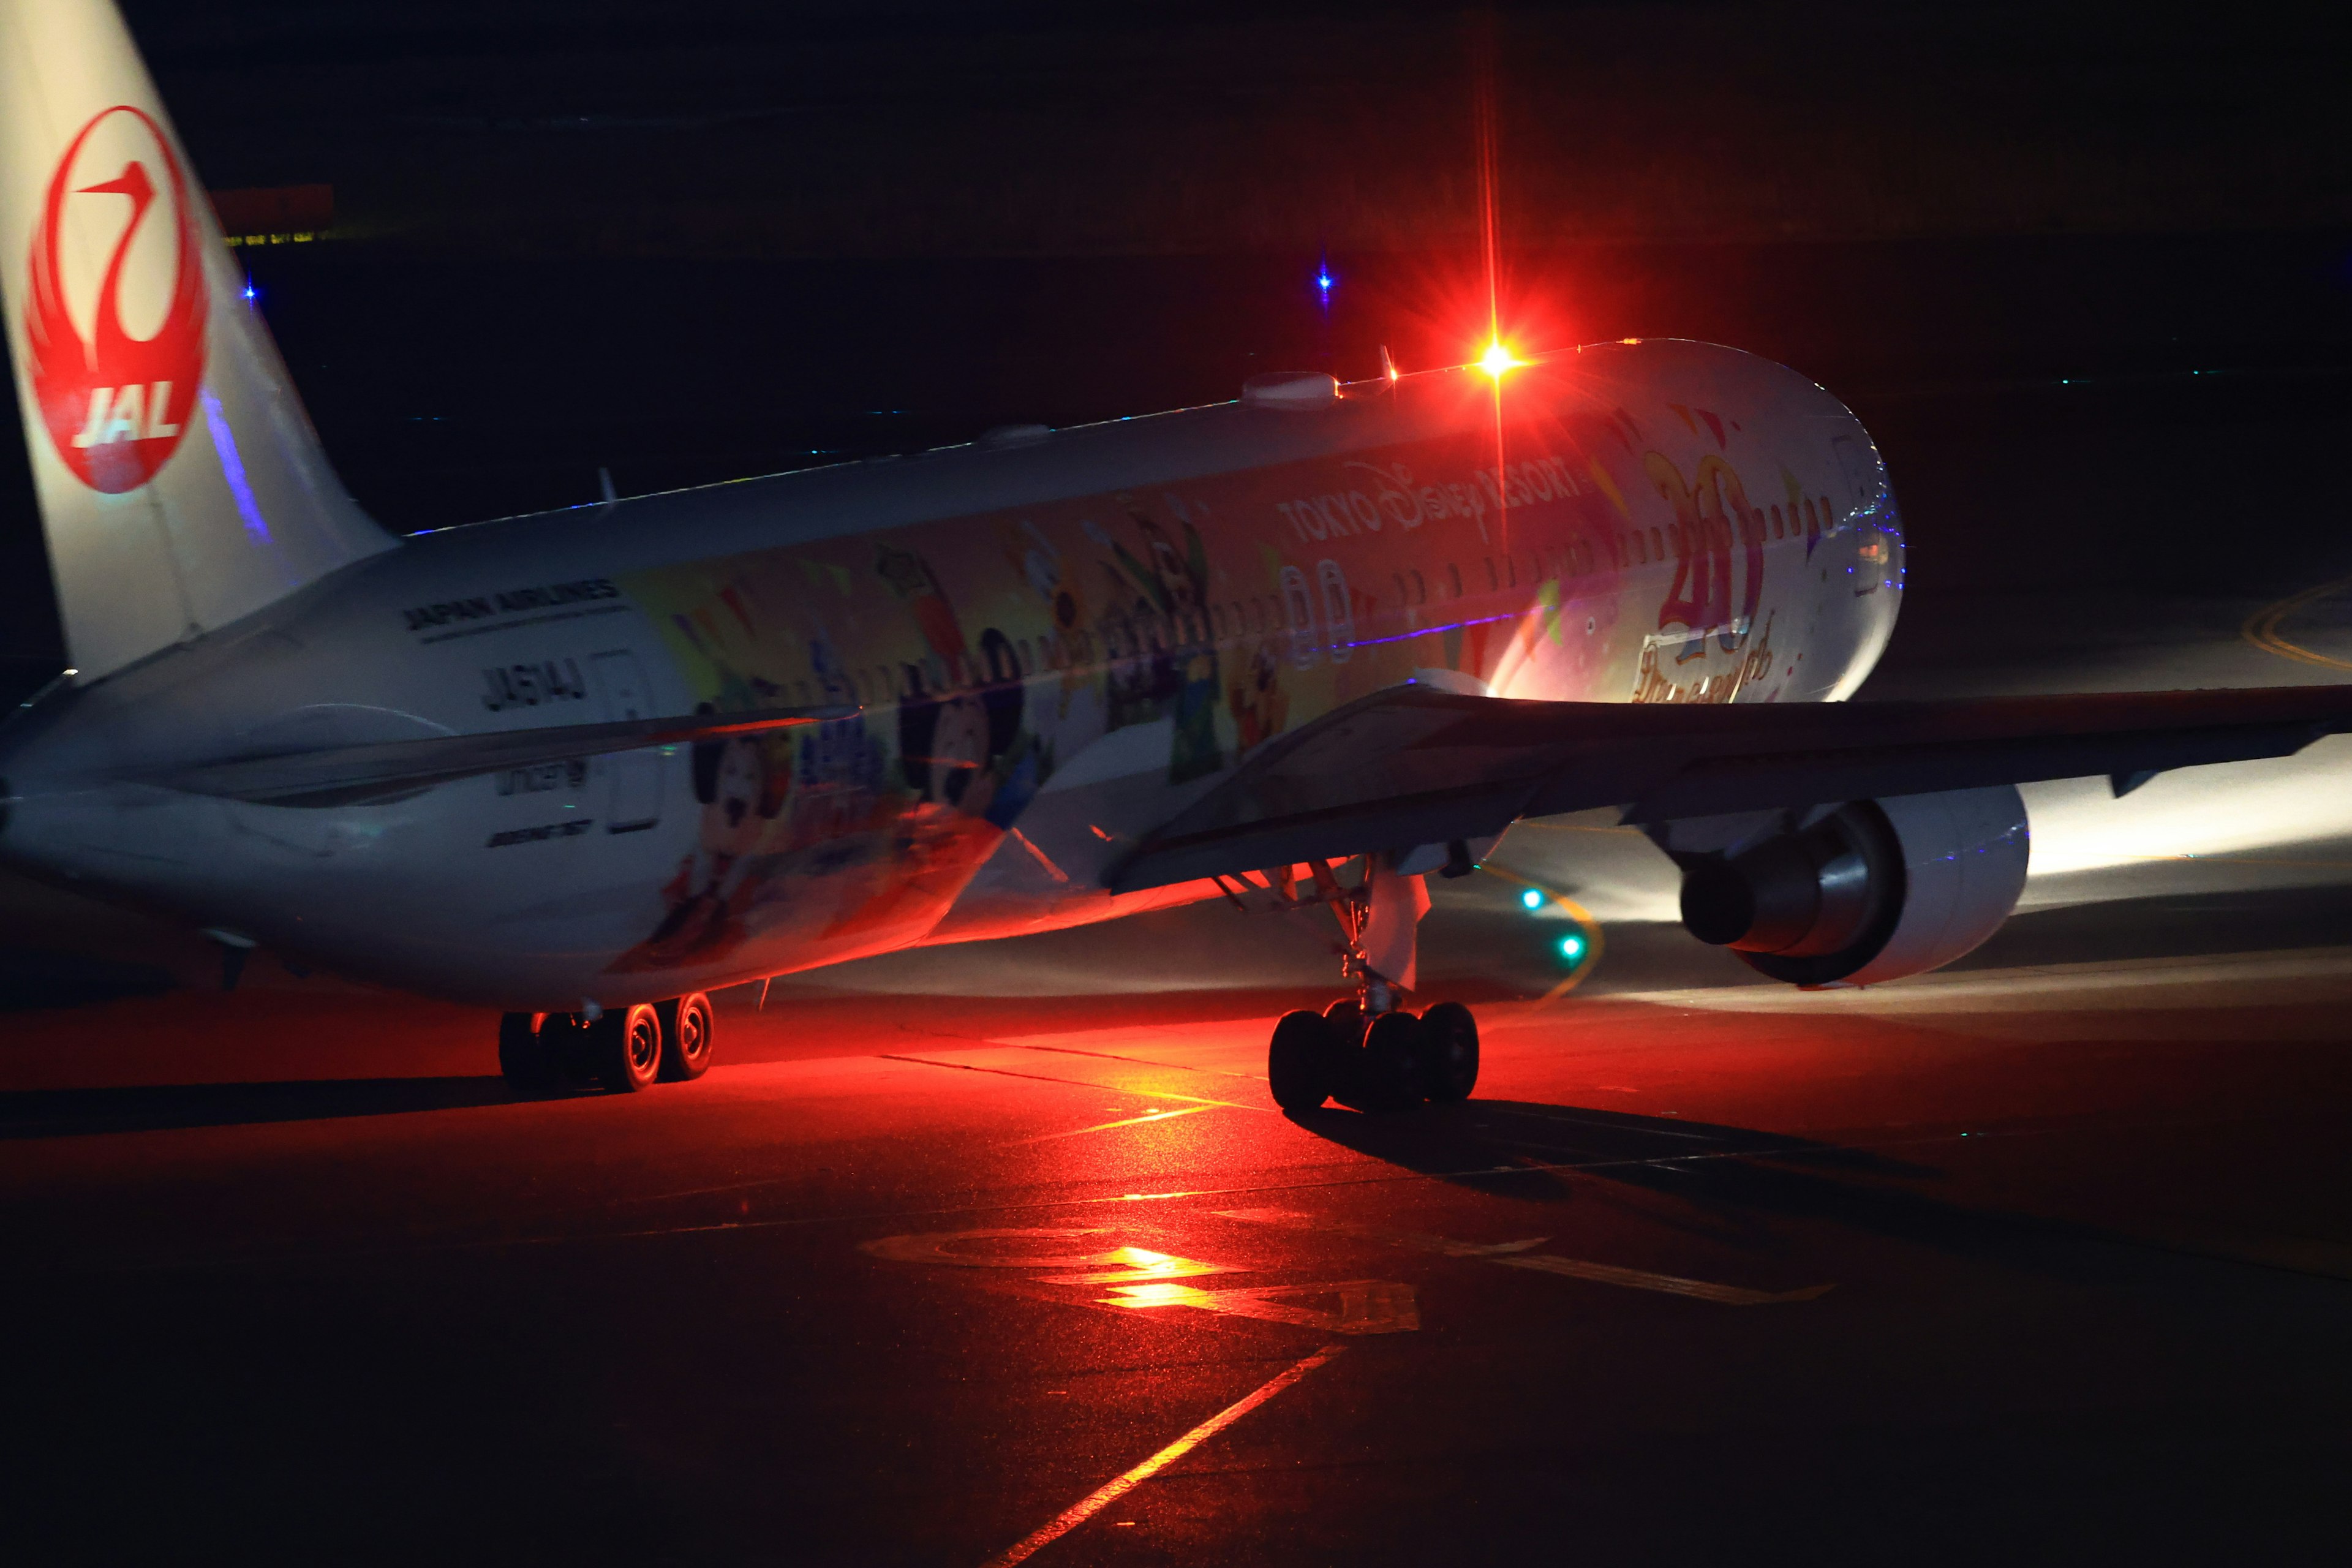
[498,992,718,1096]
[1262,853,1480,1114]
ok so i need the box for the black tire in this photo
[1268,1009,1335,1114]
[1322,997,1364,1048]
[539,1012,600,1093]
[496,1011,556,1095]
[1415,1001,1480,1102]
[1355,1010,1425,1111]
[657,992,715,1082]
[590,1003,664,1093]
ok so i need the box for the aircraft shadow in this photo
[0,1076,516,1139]
[1293,1097,2139,1276]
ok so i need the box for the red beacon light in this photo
[1479,339,1522,377]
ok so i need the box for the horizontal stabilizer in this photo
[165,704,850,808]
[1107,684,2352,893]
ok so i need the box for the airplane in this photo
[4,0,2347,1112]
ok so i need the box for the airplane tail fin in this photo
[0,0,396,684]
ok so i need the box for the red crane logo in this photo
[21,105,209,494]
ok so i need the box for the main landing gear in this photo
[1268,997,1480,1115]
[498,992,715,1096]
[1258,852,1480,1115]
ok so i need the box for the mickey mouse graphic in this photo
[897,629,1029,825]
[619,703,790,968]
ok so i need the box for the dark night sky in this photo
[115,1,2352,255]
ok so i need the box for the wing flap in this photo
[1108,684,2352,893]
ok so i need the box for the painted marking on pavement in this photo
[2244,574,2352,671]
[1217,1207,1831,1305]
[1016,1041,1267,1082]
[1035,1251,1231,1286]
[860,1227,1231,1283]
[976,1343,1345,1568]
[878,1054,1270,1112]
[1018,1104,1220,1144]
[1215,1207,1547,1257]
[1494,1251,1833,1305]
[1098,1279,1420,1335]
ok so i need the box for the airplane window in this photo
[1393,573,1409,610]
[1819,496,1836,533]
[1412,569,1427,604]
[1771,505,1784,538]
[1449,562,1463,598]
[1649,527,1665,559]
[1486,557,1498,590]
[1017,639,1033,675]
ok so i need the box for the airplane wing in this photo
[1106,684,2352,893]
[165,705,851,808]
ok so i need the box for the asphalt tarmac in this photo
[9,440,2352,1566]
[10,652,2352,1566]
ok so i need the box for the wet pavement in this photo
[5,897,2352,1564]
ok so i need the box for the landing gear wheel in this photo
[1268,1009,1336,1114]
[1322,997,1364,1049]
[1357,1010,1425,1111]
[590,1003,665,1093]
[657,992,715,1082]
[497,1012,556,1095]
[1414,1001,1480,1102]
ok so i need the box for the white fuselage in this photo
[0,339,1901,1009]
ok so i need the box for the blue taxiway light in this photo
[1520,888,1545,910]
[1559,933,1588,962]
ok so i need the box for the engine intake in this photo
[1670,786,2029,987]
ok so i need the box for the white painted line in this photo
[1215,1207,1547,1257]
[1215,1208,1830,1305]
[878,1054,1269,1112]
[1494,1251,1833,1305]
[1097,1279,1419,1335]
[978,1344,1346,1568]
[1017,1104,1220,1144]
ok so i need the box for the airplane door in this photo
[1832,435,1900,596]
[590,650,663,834]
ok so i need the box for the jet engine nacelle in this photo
[1666,786,2029,987]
